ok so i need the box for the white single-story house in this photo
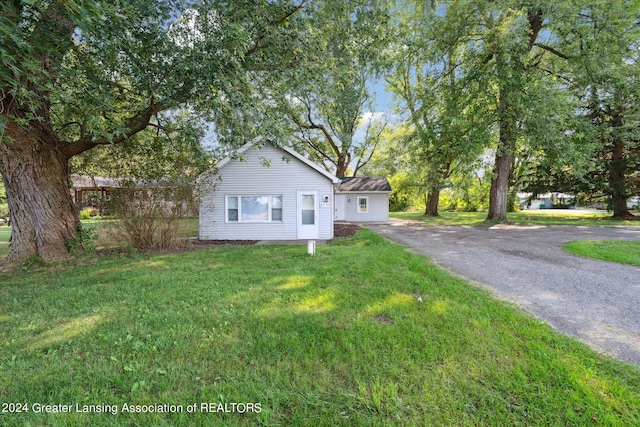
[198,140,391,241]
[198,140,340,241]
[334,177,391,222]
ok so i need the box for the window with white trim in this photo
[357,196,368,213]
[226,195,283,222]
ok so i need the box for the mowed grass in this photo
[392,210,640,227]
[0,225,9,261]
[1,230,639,426]
[563,240,640,267]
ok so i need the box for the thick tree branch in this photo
[300,98,342,159]
[528,10,543,50]
[63,98,167,158]
[57,121,85,140]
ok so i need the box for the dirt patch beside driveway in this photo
[367,219,640,367]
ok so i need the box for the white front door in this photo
[335,194,347,221]
[297,191,319,239]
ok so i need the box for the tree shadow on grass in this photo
[1,231,639,426]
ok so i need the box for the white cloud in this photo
[354,111,388,141]
[360,111,388,125]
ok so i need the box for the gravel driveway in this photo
[366,220,640,367]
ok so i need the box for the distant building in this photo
[517,192,576,210]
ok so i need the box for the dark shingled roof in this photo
[337,177,391,192]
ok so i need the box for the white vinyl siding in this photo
[339,192,389,222]
[200,144,334,240]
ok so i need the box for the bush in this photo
[106,183,197,251]
[80,208,99,220]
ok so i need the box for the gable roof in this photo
[212,138,340,184]
[70,175,120,189]
[337,177,392,193]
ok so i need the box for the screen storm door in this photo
[297,191,319,239]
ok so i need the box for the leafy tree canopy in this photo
[0,0,340,265]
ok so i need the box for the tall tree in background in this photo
[517,1,640,219]
[571,1,640,218]
[388,1,492,216]
[434,1,582,221]
[479,3,547,221]
[0,0,318,266]
[279,0,390,177]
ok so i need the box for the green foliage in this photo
[1,230,639,425]
[386,1,493,213]
[66,226,97,254]
[80,208,98,220]
[361,125,426,211]
[519,0,640,216]
[1,0,313,145]
[70,115,211,182]
[379,0,640,218]
[275,0,392,177]
[439,169,492,212]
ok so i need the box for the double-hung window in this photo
[357,196,369,214]
[226,195,283,222]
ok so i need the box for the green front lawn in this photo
[563,240,640,267]
[1,230,638,426]
[392,210,640,227]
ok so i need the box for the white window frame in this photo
[225,195,283,223]
[357,196,369,214]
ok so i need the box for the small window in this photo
[357,196,368,214]
[227,196,238,221]
[271,196,283,221]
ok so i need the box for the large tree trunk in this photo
[487,151,515,221]
[424,189,440,217]
[608,102,635,220]
[423,164,450,217]
[486,10,542,222]
[610,139,633,219]
[335,160,348,178]
[334,151,351,178]
[0,119,79,266]
[487,85,516,222]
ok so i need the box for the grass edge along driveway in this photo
[0,230,639,426]
[563,240,640,266]
[391,210,640,227]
